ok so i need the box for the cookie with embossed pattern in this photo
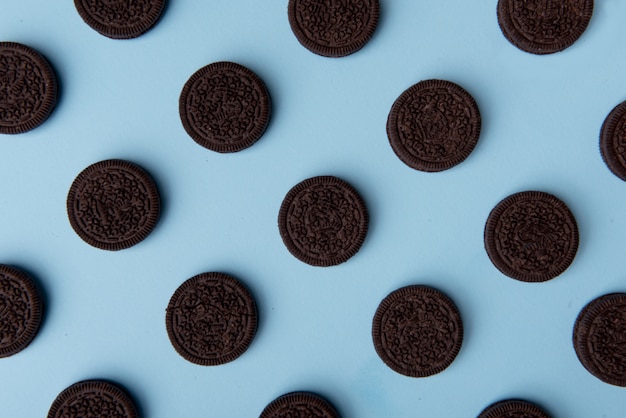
[74,0,166,39]
[179,61,271,153]
[600,100,626,181]
[497,0,594,55]
[288,0,379,57]
[48,379,138,418]
[484,191,579,282]
[166,272,258,366]
[0,265,43,358]
[478,399,552,418]
[372,285,463,377]
[0,42,57,134]
[278,176,368,267]
[387,79,481,172]
[260,392,340,418]
[67,159,160,251]
[573,293,626,386]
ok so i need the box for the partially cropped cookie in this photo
[497,0,594,55]
[573,293,626,386]
[166,272,258,366]
[278,176,368,266]
[0,265,43,358]
[74,0,166,39]
[48,380,139,418]
[387,79,481,172]
[0,42,57,134]
[67,159,160,251]
[260,392,340,418]
[179,61,271,153]
[600,100,626,181]
[484,191,578,282]
[478,399,552,418]
[372,285,463,377]
[288,0,379,57]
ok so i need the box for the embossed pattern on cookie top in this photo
[48,380,138,418]
[288,0,380,57]
[67,159,160,251]
[600,100,626,181]
[260,392,340,418]
[166,273,258,366]
[387,79,481,172]
[179,61,271,153]
[278,176,368,267]
[0,42,57,134]
[484,191,578,282]
[372,285,463,377]
[478,399,552,418]
[74,0,165,39]
[573,293,626,387]
[497,0,594,54]
[0,265,42,358]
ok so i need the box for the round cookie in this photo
[600,100,626,181]
[0,42,57,134]
[288,0,380,57]
[179,61,271,153]
[484,191,578,282]
[497,0,594,55]
[74,0,166,39]
[278,176,368,267]
[67,159,161,251]
[478,399,552,418]
[260,392,340,418]
[166,272,258,366]
[48,380,138,418]
[573,293,626,386]
[0,265,43,358]
[387,79,481,172]
[372,285,463,377]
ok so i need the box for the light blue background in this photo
[1,1,625,417]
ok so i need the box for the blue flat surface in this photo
[1,1,626,417]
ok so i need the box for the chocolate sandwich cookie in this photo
[497,0,594,55]
[600,100,626,181]
[288,0,380,57]
[74,0,166,39]
[484,191,578,282]
[573,293,626,386]
[260,392,340,418]
[67,159,160,251]
[0,265,43,358]
[166,272,258,366]
[179,61,271,153]
[372,285,463,377]
[48,380,138,418]
[478,399,552,418]
[387,79,481,172]
[0,42,57,134]
[278,176,368,267]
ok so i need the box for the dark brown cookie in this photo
[372,285,463,377]
[478,399,552,418]
[387,79,481,172]
[0,42,57,134]
[288,0,380,57]
[497,0,594,55]
[278,176,368,267]
[74,0,166,39]
[166,272,258,366]
[484,191,578,282]
[0,265,43,358]
[600,100,626,181]
[260,392,340,418]
[179,61,271,153]
[573,293,626,386]
[67,159,160,251]
[48,380,138,418]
